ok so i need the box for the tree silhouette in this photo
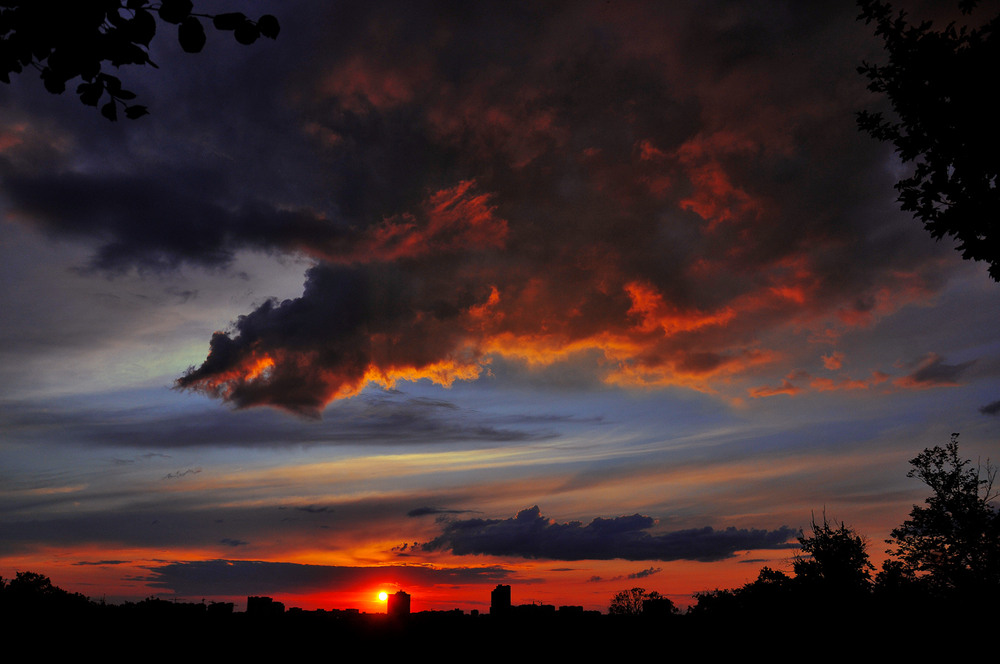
[793,512,873,592]
[887,433,1000,594]
[856,0,1000,281]
[0,571,90,613]
[0,1,279,120]
[608,587,660,616]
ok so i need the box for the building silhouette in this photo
[388,590,410,617]
[246,596,284,616]
[490,584,511,615]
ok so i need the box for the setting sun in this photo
[378,591,388,602]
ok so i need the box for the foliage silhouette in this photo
[0,1,279,120]
[690,566,794,618]
[0,571,90,613]
[856,0,1000,281]
[607,587,668,616]
[887,433,1000,593]
[793,512,873,592]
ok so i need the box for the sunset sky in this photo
[2,0,999,614]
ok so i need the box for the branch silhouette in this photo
[857,0,1000,280]
[0,1,279,120]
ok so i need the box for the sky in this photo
[1,0,999,614]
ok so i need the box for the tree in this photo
[793,512,873,592]
[608,587,670,616]
[856,0,1000,281]
[0,1,279,120]
[0,571,90,612]
[690,567,794,619]
[887,433,1000,593]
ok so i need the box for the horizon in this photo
[1,1,998,616]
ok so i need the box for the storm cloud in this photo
[422,506,795,562]
[0,1,957,416]
[146,559,512,597]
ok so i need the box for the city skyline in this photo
[2,0,999,614]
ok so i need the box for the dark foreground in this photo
[4,595,993,660]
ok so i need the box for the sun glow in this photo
[378,591,388,602]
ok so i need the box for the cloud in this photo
[145,559,512,596]
[629,566,662,579]
[748,380,800,399]
[422,506,795,562]
[3,1,960,416]
[408,506,479,518]
[164,469,201,480]
[980,399,1000,416]
[822,352,845,371]
[895,353,976,389]
[1,390,553,448]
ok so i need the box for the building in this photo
[387,590,410,617]
[246,596,284,616]
[490,584,511,615]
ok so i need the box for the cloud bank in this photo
[1,1,969,416]
[146,559,512,596]
[422,506,795,562]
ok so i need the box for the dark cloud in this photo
[295,505,333,514]
[408,506,479,517]
[145,559,512,596]
[164,469,201,480]
[0,488,484,556]
[629,566,662,579]
[1,1,962,415]
[896,353,976,388]
[980,399,1000,415]
[422,506,795,562]
[170,1,957,414]
[0,389,554,448]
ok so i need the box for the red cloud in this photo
[171,2,955,415]
[346,181,508,262]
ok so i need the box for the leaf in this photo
[257,15,280,40]
[78,82,103,106]
[128,9,157,46]
[101,74,122,94]
[234,21,260,45]
[124,105,149,119]
[41,70,65,94]
[178,16,206,54]
[213,13,246,31]
[158,0,193,25]
[101,101,118,122]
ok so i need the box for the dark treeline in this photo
[3,436,997,657]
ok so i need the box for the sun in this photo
[378,591,388,602]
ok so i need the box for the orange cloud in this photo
[748,379,800,398]
[320,55,431,112]
[893,353,976,390]
[822,351,845,370]
[341,181,508,262]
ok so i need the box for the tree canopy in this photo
[793,513,874,592]
[608,587,673,616]
[0,1,279,120]
[856,0,1000,281]
[887,433,1000,593]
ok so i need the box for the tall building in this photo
[387,590,410,617]
[246,596,284,616]
[490,584,511,615]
